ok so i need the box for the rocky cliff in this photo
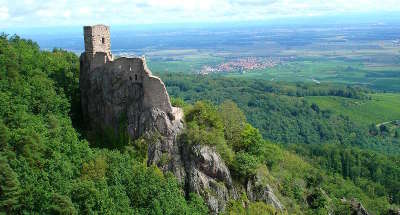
[80,52,240,214]
[80,24,284,214]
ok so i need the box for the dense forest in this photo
[0,34,209,214]
[159,73,400,211]
[0,34,399,214]
[160,73,397,150]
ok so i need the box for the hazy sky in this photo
[1,0,400,28]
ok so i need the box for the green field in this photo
[225,59,400,91]
[147,50,224,74]
[148,53,400,92]
[305,93,400,126]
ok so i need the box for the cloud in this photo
[1,0,400,27]
[0,6,9,20]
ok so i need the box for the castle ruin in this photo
[80,24,181,140]
[79,25,237,214]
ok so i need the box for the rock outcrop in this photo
[387,209,400,215]
[246,167,284,212]
[80,24,236,214]
[349,199,369,215]
[183,145,237,214]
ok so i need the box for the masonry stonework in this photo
[84,25,111,55]
[80,25,240,215]
[80,24,176,140]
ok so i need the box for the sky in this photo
[1,0,400,28]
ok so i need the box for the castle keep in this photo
[83,25,111,55]
[80,24,179,139]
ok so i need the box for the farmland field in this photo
[305,93,400,126]
[24,22,400,92]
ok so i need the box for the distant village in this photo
[199,57,282,75]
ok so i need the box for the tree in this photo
[232,152,259,178]
[368,124,379,136]
[0,123,9,150]
[219,100,247,148]
[0,155,21,213]
[311,103,320,113]
[394,129,400,138]
[183,101,234,164]
[247,202,277,215]
[379,124,389,135]
[238,123,263,152]
[306,188,328,211]
[48,193,77,215]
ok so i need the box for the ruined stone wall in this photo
[84,25,111,55]
[106,57,173,113]
[81,24,173,140]
[82,25,173,139]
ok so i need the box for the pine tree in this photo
[0,156,21,213]
[0,123,9,151]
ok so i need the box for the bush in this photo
[183,101,234,164]
[170,97,185,108]
[232,152,260,178]
[247,202,277,215]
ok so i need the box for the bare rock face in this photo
[142,107,186,182]
[183,145,237,214]
[349,199,369,215]
[387,209,400,215]
[246,168,284,212]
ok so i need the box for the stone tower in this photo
[83,24,111,55]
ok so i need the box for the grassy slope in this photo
[304,93,400,126]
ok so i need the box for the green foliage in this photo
[395,129,400,138]
[225,200,278,215]
[291,143,400,205]
[185,101,223,130]
[0,155,21,213]
[238,123,263,152]
[256,141,284,170]
[160,71,400,212]
[183,101,234,164]
[123,137,149,163]
[89,113,131,149]
[160,73,388,149]
[331,199,351,215]
[81,155,108,181]
[0,122,9,150]
[247,202,278,215]
[232,151,259,178]
[0,34,208,215]
[170,96,185,107]
[232,124,284,177]
[187,193,210,215]
[306,188,328,211]
[305,93,400,127]
[48,193,77,215]
[219,100,247,149]
[225,199,246,215]
[1,34,398,214]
